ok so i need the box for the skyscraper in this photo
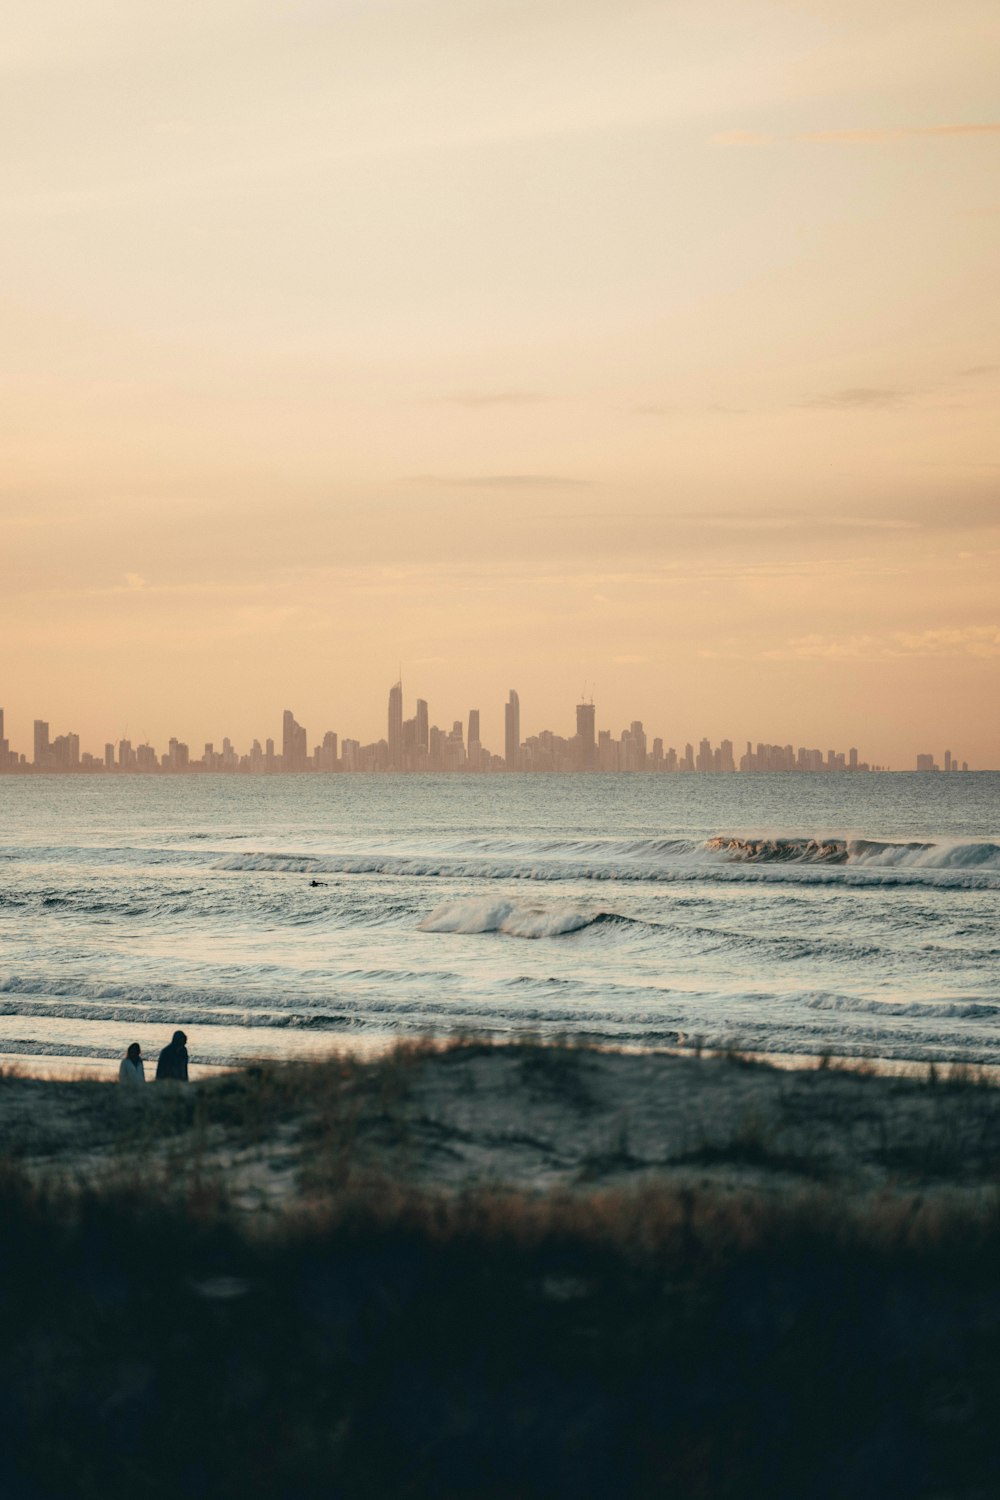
[282,708,307,771]
[575,701,596,770]
[388,679,403,769]
[466,708,481,771]
[504,690,520,770]
[33,719,49,768]
[416,698,429,757]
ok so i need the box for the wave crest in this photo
[417,899,635,939]
[707,836,1000,871]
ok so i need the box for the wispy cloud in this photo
[439,391,545,408]
[752,627,1000,661]
[800,387,909,410]
[710,130,773,147]
[668,509,918,532]
[712,123,1000,148]
[407,474,591,489]
[802,123,1000,144]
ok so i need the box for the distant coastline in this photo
[3,690,954,774]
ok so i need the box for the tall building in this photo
[33,719,49,768]
[282,709,307,771]
[504,690,520,770]
[168,738,189,771]
[465,709,480,772]
[416,699,429,757]
[320,730,338,772]
[575,702,596,770]
[627,721,647,771]
[387,680,403,769]
[54,732,80,769]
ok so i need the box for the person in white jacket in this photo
[118,1042,146,1085]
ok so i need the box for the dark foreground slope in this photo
[2,1043,1000,1499]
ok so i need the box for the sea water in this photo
[0,773,997,1070]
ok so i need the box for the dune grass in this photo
[4,1043,1000,1497]
[2,1153,1000,1495]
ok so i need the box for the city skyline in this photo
[1,4,998,773]
[0,688,976,776]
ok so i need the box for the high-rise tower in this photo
[33,719,49,769]
[466,708,481,771]
[575,701,596,770]
[282,709,307,771]
[388,679,403,769]
[504,690,520,771]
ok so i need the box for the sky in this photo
[2,0,998,767]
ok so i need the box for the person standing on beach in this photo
[118,1042,145,1086]
[156,1030,189,1082]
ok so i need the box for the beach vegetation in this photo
[4,1044,1000,1497]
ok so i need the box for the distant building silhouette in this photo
[576,702,596,770]
[33,719,49,769]
[282,709,307,771]
[387,680,403,769]
[0,684,925,776]
[505,690,520,771]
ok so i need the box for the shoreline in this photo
[3,1037,990,1086]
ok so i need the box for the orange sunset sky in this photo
[2,0,998,766]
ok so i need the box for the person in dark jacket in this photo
[156,1030,189,1082]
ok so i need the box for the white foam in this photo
[418,898,599,938]
[807,994,999,1019]
[210,847,1000,890]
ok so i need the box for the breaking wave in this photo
[807,994,1000,1020]
[210,835,1000,890]
[417,899,643,939]
[708,836,1000,870]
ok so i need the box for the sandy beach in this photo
[4,1038,1000,1207]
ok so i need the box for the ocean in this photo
[0,773,997,1072]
